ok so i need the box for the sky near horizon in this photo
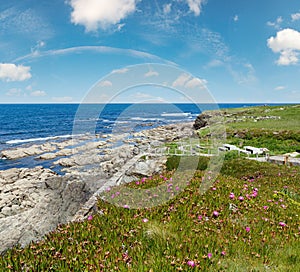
[0,0,300,103]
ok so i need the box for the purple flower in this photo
[198,215,202,220]
[207,253,212,259]
[136,181,140,185]
[251,191,258,197]
[187,260,195,267]
[263,206,268,210]
[238,196,244,201]
[142,218,148,223]
[123,205,129,209]
[279,221,286,227]
[87,215,93,221]
[229,192,235,199]
[212,211,219,217]
[211,187,217,191]
[245,226,250,232]
[221,251,226,256]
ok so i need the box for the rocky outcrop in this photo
[0,122,195,252]
[0,166,91,253]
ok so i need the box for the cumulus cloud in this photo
[172,73,207,89]
[274,86,286,91]
[144,70,159,77]
[185,78,207,89]
[0,63,31,81]
[233,15,239,22]
[267,16,283,29]
[69,0,138,31]
[267,28,300,65]
[172,73,190,87]
[30,90,46,96]
[98,80,113,87]
[186,0,205,16]
[291,13,300,21]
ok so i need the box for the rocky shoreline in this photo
[0,122,195,253]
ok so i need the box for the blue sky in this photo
[0,0,300,103]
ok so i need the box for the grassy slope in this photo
[220,104,300,155]
[0,105,299,271]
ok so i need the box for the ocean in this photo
[0,103,285,170]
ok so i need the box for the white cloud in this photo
[185,78,207,89]
[98,80,113,87]
[291,13,300,21]
[111,68,129,74]
[267,16,283,29]
[144,70,159,77]
[186,0,205,16]
[233,15,239,22]
[6,88,22,96]
[0,63,31,82]
[69,0,138,31]
[172,73,207,89]
[267,28,300,65]
[277,50,299,65]
[172,73,191,87]
[30,90,46,96]
[52,96,73,102]
[274,86,286,91]
[163,3,172,14]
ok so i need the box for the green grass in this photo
[0,158,299,271]
[0,104,299,271]
[222,104,300,131]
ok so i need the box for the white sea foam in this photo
[161,112,191,117]
[130,117,161,121]
[6,134,82,145]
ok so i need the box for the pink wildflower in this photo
[211,187,217,191]
[238,196,244,201]
[263,206,268,210]
[221,251,226,256]
[207,253,212,259]
[279,222,286,227]
[142,218,148,223]
[187,260,195,267]
[87,215,93,221]
[212,211,219,217]
[245,227,250,232]
[229,192,235,199]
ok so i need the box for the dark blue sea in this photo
[0,103,287,170]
